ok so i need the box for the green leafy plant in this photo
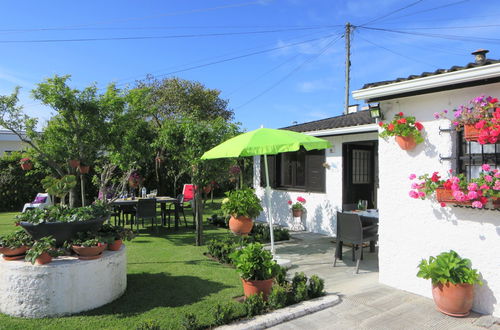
[221,188,263,219]
[379,112,424,144]
[274,265,288,286]
[243,292,267,317]
[417,250,482,285]
[181,313,201,330]
[70,231,104,247]
[16,203,111,224]
[0,229,33,248]
[135,320,162,330]
[268,284,288,309]
[291,272,309,303]
[307,275,325,298]
[212,303,235,326]
[230,242,280,281]
[207,236,239,264]
[25,236,55,264]
[98,224,136,242]
[41,175,77,205]
[251,223,290,243]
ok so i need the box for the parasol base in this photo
[273,255,292,269]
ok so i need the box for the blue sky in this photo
[1,0,499,131]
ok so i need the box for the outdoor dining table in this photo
[111,197,181,229]
[337,209,379,258]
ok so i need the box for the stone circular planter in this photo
[20,217,108,246]
[0,246,127,318]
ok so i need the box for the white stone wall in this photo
[377,83,500,316]
[253,131,378,236]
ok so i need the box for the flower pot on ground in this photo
[20,157,33,171]
[395,135,417,150]
[0,229,33,260]
[221,188,263,236]
[379,112,424,150]
[98,224,135,251]
[292,209,303,217]
[417,250,482,317]
[289,197,306,217]
[230,242,280,300]
[68,159,80,168]
[25,236,56,265]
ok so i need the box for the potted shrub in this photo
[98,224,135,251]
[70,231,107,260]
[25,236,56,265]
[230,242,280,300]
[379,112,424,150]
[221,188,263,236]
[0,229,33,260]
[288,197,306,217]
[417,250,482,317]
[20,157,33,170]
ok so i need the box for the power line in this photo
[360,0,426,27]
[371,24,500,30]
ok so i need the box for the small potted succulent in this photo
[70,231,108,260]
[379,112,424,150]
[0,229,33,260]
[20,157,33,171]
[288,196,306,217]
[25,236,56,265]
[221,188,263,236]
[98,224,135,251]
[230,242,280,300]
[417,250,482,317]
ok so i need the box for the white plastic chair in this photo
[22,193,52,213]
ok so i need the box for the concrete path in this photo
[267,232,499,330]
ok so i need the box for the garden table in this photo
[111,197,181,229]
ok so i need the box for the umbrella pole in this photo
[263,155,275,255]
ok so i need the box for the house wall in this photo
[0,131,26,156]
[253,131,378,236]
[377,82,500,316]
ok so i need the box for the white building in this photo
[0,129,26,156]
[254,50,500,316]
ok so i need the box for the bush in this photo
[207,236,239,264]
[181,313,201,330]
[243,292,267,317]
[212,303,235,326]
[268,284,288,310]
[208,213,228,228]
[136,320,162,330]
[275,265,288,286]
[417,250,482,285]
[308,275,325,298]
[250,223,290,243]
[291,272,309,303]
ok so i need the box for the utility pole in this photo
[344,22,351,115]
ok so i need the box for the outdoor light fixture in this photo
[369,103,382,119]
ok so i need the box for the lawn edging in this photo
[216,293,340,330]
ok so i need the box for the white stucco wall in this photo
[0,130,26,155]
[253,131,378,236]
[377,83,500,316]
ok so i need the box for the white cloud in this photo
[296,77,335,93]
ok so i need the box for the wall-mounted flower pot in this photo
[292,209,303,217]
[108,240,122,251]
[78,165,90,174]
[435,188,471,205]
[491,197,500,209]
[229,216,253,236]
[395,135,417,150]
[241,278,274,300]
[20,162,33,171]
[432,282,474,317]
[68,159,80,168]
[35,252,53,265]
[464,124,480,142]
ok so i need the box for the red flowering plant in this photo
[20,157,31,165]
[288,196,306,211]
[471,164,500,202]
[378,112,424,144]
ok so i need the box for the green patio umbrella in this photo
[201,127,331,255]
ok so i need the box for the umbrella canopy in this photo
[201,128,331,159]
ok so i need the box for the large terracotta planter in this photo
[229,216,254,236]
[35,252,53,265]
[464,124,481,142]
[292,209,303,217]
[72,244,107,260]
[0,245,29,258]
[395,135,417,150]
[241,278,274,300]
[435,188,471,205]
[432,282,474,317]
[108,240,123,251]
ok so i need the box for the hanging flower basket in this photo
[20,158,33,171]
[463,124,481,142]
[78,165,90,174]
[395,135,417,151]
[435,188,472,205]
[68,159,80,168]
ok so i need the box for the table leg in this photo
[337,241,343,260]
[370,240,376,253]
[161,203,166,226]
[174,202,180,230]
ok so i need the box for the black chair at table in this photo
[111,206,122,226]
[333,211,378,274]
[342,203,358,212]
[119,204,136,227]
[166,194,188,228]
[135,198,157,230]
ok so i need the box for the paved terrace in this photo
[268,232,499,330]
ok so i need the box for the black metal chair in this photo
[119,204,136,227]
[333,211,378,274]
[342,203,358,211]
[135,198,157,230]
[111,206,122,226]
[166,194,188,228]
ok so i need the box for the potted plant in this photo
[25,236,56,265]
[98,224,135,251]
[128,172,142,189]
[379,112,424,150]
[417,250,482,317]
[288,196,306,217]
[78,163,90,174]
[221,188,263,236]
[20,157,33,170]
[68,159,80,168]
[471,164,500,209]
[0,229,33,260]
[70,231,107,260]
[230,242,280,300]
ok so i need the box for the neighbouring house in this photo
[0,129,26,156]
[253,49,500,316]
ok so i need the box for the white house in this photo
[254,49,500,316]
[0,129,26,156]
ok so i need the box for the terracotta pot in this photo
[35,252,53,265]
[108,240,123,251]
[20,162,33,171]
[464,124,481,142]
[491,197,500,209]
[242,278,274,300]
[229,216,254,236]
[292,209,303,217]
[68,159,80,168]
[395,135,417,150]
[72,244,107,259]
[1,245,29,257]
[435,188,472,205]
[78,165,90,174]
[432,282,474,317]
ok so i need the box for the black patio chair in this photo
[135,198,157,230]
[333,211,378,274]
[342,203,358,211]
[166,194,188,228]
[119,204,136,228]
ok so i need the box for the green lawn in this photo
[0,202,244,329]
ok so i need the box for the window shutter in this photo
[305,150,325,192]
[260,155,276,188]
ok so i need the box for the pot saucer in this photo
[2,254,25,261]
[77,253,102,260]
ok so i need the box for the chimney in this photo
[472,49,489,65]
[347,104,359,114]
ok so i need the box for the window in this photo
[261,148,325,193]
[351,149,371,184]
[457,132,500,179]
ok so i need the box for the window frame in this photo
[456,131,500,179]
